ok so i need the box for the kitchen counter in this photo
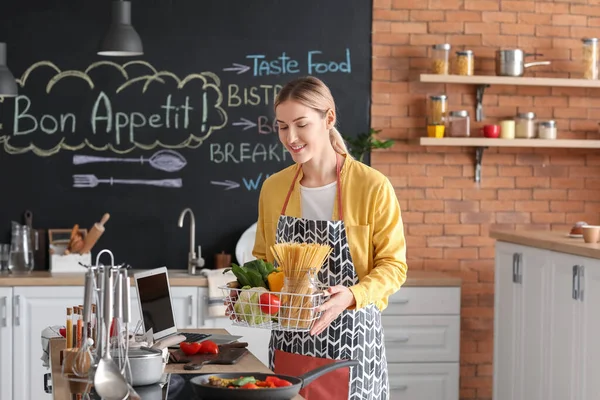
[0,269,461,287]
[49,329,305,400]
[490,229,600,260]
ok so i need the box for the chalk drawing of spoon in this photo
[73,150,187,172]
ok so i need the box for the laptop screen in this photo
[136,270,176,335]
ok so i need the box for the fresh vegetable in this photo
[200,340,219,354]
[233,376,257,386]
[208,375,292,389]
[225,259,276,289]
[267,270,285,292]
[259,292,281,315]
[266,376,293,387]
[233,286,271,325]
[179,341,202,356]
[241,382,259,389]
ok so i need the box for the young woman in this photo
[252,76,407,400]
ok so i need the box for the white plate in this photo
[568,233,583,238]
[235,222,257,265]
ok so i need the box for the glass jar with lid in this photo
[427,95,448,126]
[515,112,536,139]
[447,110,470,137]
[538,120,557,139]
[455,50,474,76]
[431,44,451,75]
[582,38,599,80]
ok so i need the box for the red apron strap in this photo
[280,166,303,215]
[335,154,343,221]
[281,155,344,220]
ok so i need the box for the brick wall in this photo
[370,1,600,399]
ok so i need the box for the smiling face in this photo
[275,100,334,164]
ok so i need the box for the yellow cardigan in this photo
[252,155,408,311]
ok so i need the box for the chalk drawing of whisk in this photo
[73,150,187,172]
[73,175,182,188]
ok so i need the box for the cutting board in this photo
[170,347,249,365]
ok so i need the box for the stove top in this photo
[87,373,203,400]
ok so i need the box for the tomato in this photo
[259,292,281,315]
[179,341,201,355]
[266,376,293,387]
[199,340,219,354]
[241,383,259,389]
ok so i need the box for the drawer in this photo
[385,287,460,316]
[388,363,459,400]
[383,316,460,363]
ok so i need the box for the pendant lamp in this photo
[0,43,18,97]
[98,0,143,56]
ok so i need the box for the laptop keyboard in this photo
[181,332,211,343]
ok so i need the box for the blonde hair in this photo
[274,76,353,158]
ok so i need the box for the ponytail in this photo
[329,126,353,158]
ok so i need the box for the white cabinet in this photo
[0,288,13,400]
[12,286,84,400]
[494,241,600,400]
[383,286,461,400]
[198,287,270,366]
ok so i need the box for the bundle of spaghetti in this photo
[270,242,332,329]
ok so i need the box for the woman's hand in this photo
[310,285,356,336]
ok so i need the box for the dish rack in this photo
[220,284,329,332]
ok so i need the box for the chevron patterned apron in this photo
[268,156,389,400]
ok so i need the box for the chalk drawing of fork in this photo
[73,174,182,188]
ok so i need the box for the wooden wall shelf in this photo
[420,74,600,88]
[420,74,600,122]
[419,138,600,149]
[419,138,600,183]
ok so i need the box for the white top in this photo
[300,181,337,221]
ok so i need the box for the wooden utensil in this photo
[79,213,110,254]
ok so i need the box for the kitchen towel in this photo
[200,268,236,317]
[40,325,63,368]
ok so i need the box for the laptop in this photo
[133,267,211,344]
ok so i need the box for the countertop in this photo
[490,229,600,260]
[50,329,305,400]
[0,269,462,287]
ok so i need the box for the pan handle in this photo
[524,52,544,57]
[299,359,360,388]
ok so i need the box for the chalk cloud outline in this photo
[0,60,228,156]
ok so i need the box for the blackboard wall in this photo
[0,0,372,270]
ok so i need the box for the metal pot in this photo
[112,347,165,387]
[495,49,551,77]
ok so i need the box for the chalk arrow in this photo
[210,180,240,190]
[222,63,250,75]
[232,117,257,131]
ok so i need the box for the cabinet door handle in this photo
[512,253,518,283]
[13,295,20,326]
[389,334,410,343]
[1,297,6,327]
[578,265,585,302]
[391,384,408,391]
[516,253,523,284]
[188,295,193,326]
[572,265,579,300]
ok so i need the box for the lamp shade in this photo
[98,1,143,56]
[0,43,18,97]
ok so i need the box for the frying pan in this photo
[189,359,359,400]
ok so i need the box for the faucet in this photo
[178,208,204,275]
